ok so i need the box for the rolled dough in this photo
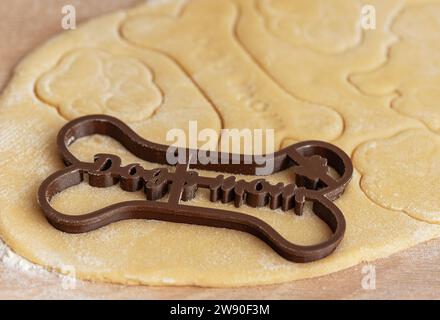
[0,0,439,286]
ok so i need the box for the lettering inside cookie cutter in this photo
[38,115,353,263]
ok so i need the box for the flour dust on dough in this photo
[0,0,439,287]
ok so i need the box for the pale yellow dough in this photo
[0,0,439,286]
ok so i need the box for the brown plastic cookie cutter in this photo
[38,115,353,263]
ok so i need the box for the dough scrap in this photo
[0,0,439,287]
[350,3,440,133]
[232,0,423,152]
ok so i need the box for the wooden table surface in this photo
[1,0,439,300]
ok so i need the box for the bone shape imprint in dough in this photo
[38,115,353,263]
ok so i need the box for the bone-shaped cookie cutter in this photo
[38,115,353,263]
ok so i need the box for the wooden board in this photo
[1,0,439,300]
